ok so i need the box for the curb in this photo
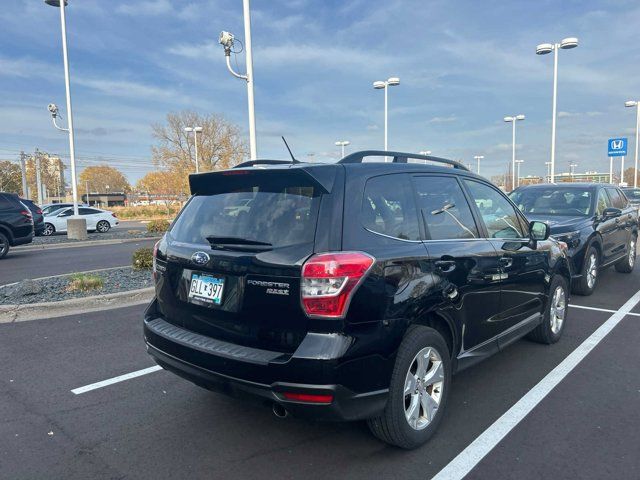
[14,236,161,252]
[0,287,154,323]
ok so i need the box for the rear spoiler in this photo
[189,165,337,195]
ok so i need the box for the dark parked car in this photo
[0,192,34,259]
[144,151,572,449]
[621,187,640,209]
[510,183,637,295]
[18,198,44,236]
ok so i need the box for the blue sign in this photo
[608,137,628,157]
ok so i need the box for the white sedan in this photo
[43,207,119,236]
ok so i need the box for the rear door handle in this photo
[499,257,513,268]
[435,260,456,273]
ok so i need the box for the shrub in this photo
[67,274,104,293]
[132,247,154,270]
[111,205,181,220]
[147,219,170,233]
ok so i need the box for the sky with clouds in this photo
[1,0,639,184]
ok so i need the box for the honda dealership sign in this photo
[608,138,628,157]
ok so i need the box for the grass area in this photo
[111,205,181,221]
[66,274,104,293]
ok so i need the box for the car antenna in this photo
[281,136,299,163]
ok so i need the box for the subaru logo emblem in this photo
[191,251,210,265]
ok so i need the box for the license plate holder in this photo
[188,273,225,305]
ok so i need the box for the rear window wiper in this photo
[205,236,272,247]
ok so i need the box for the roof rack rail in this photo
[233,159,301,169]
[338,150,469,171]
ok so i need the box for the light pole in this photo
[45,0,85,239]
[373,77,400,153]
[474,155,484,175]
[504,115,525,190]
[419,150,432,155]
[184,126,203,173]
[515,159,524,187]
[335,140,350,158]
[545,161,552,182]
[625,100,639,188]
[536,37,579,184]
[219,0,257,160]
[570,162,578,181]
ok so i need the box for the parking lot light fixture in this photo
[335,140,350,158]
[373,77,400,155]
[474,155,484,175]
[536,37,579,184]
[504,115,525,190]
[625,100,639,188]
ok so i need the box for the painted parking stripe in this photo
[570,304,640,317]
[71,365,162,395]
[433,288,640,480]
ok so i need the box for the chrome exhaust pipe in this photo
[272,403,288,419]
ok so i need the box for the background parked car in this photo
[41,202,88,217]
[510,183,638,295]
[621,187,640,210]
[43,207,119,236]
[18,198,44,236]
[0,192,34,259]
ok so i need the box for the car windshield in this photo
[510,188,593,216]
[170,182,321,249]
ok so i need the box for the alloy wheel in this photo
[629,238,636,268]
[404,347,445,431]
[586,253,597,289]
[43,224,54,236]
[97,221,109,233]
[0,236,7,256]
[550,285,567,334]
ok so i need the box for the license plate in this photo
[188,273,224,305]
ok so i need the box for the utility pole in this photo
[19,151,29,198]
[35,150,43,204]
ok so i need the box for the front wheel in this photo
[0,232,9,259]
[574,246,598,296]
[528,275,569,344]
[43,223,55,236]
[367,326,451,449]
[614,235,636,273]
[96,220,111,233]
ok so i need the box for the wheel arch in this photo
[0,223,14,243]
[412,311,458,362]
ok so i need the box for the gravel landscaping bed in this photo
[0,267,153,305]
[31,230,158,245]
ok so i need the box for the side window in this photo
[78,208,92,215]
[606,188,626,209]
[413,176,478,240]
[362,174,420,241]
[464,180,525,239]
[596,189,610,215]
[59,209,73,217]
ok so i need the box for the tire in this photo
[96,220,111,233]
[0,232,9,259]
[367,326,451,449]
[528,275,569,345]
[614,235,636,273]
[43,223,55,236]
[574,246,598,296]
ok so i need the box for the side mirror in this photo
[529,221,550,241]
[602,207,622,219]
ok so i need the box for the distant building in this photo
[81,193,126,207]
[519,175,543,186]
[554,171,610,183]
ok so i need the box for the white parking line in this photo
[570,304,640,317]
[71,365,162,395]
[433,288,640,480]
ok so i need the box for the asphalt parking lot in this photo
[1,264,638,479]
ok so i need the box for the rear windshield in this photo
[170,183,321,248]
[510,187,593,216]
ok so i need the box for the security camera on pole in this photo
[219,0,257,160]
[44,0,86,239]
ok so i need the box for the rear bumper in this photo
[143,305,390,421]
[11,232,33,246]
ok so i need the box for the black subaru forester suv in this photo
[144,151,572,449]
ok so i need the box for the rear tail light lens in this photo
[301,251,374,318]
[112,212,118,218]
[35,208,43,215]
[20,210,32,221]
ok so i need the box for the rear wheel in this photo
[528,275,568,344]
[43,223,55,236]
[96,220,111,233]
[367,326,451,449]
[614,235,636,273]
[0,232,9,259]
[574,246,598,296]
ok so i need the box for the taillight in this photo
[35,208,43,215]
[20,210,32,221]
[152,241,159,277]
[112,212,118,218]
[283,392,334,404]
[301,251,374,318]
